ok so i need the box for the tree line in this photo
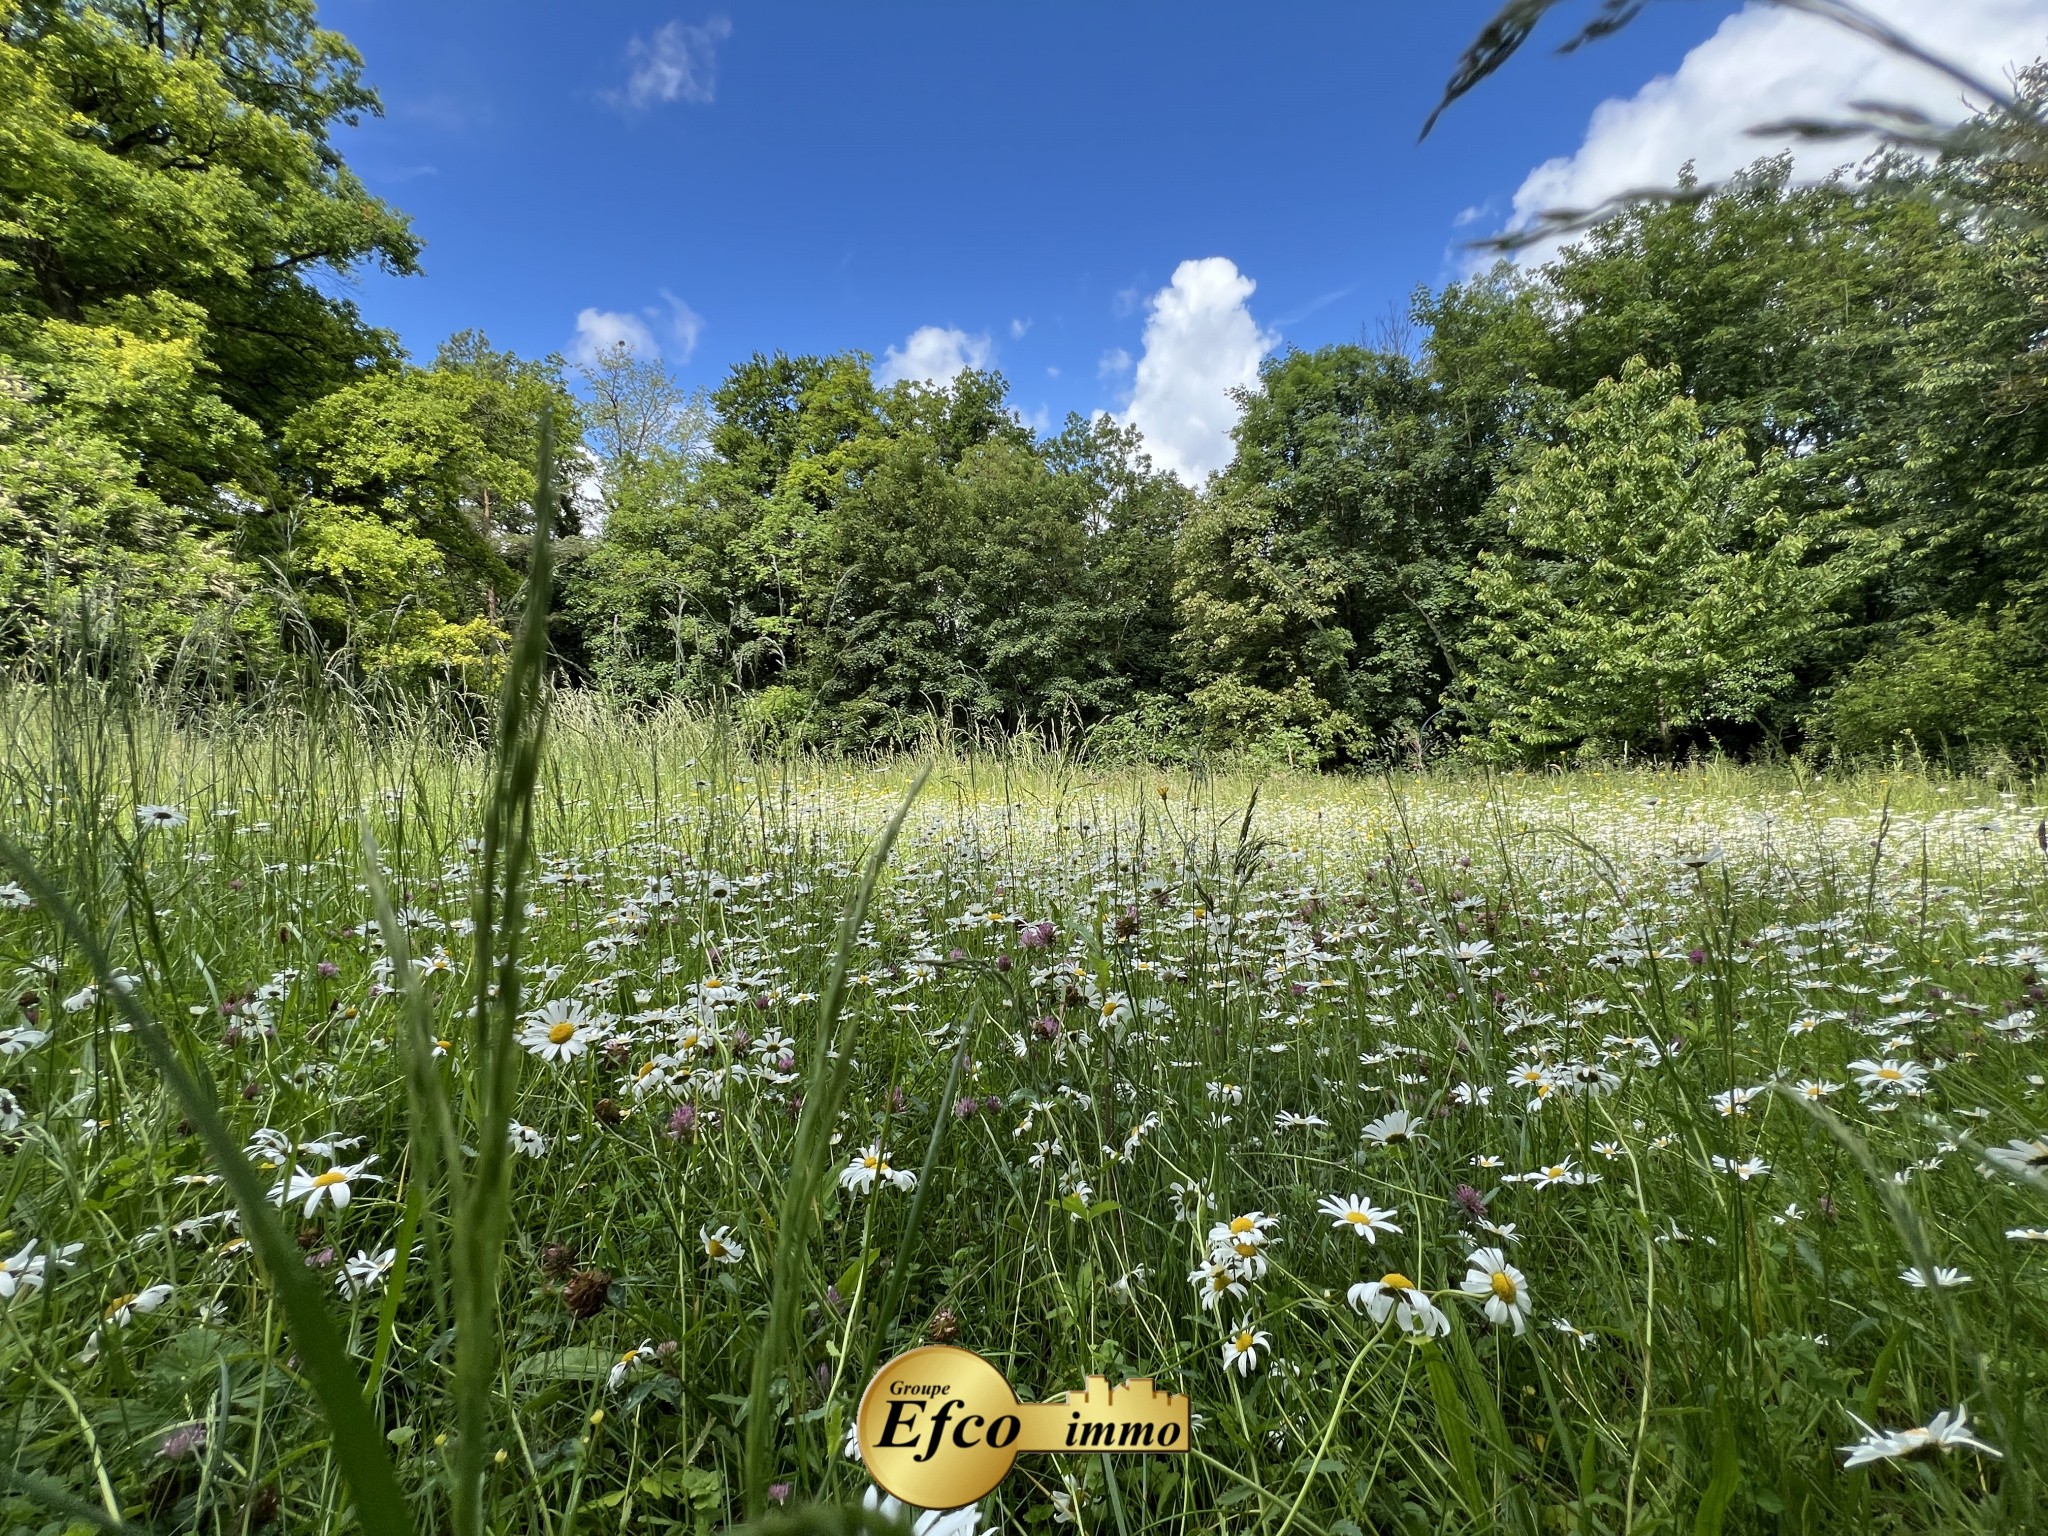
[4,0,2045,763]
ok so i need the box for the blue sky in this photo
[326,0,2047,477]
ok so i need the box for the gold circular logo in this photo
[856,1345,1023,1509]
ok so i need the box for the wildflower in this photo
[1840,1403,2000,1467]
[1718,1154,1771,1181]
[520,999,600,1064]
[1347,1273,1449,1337]
[136,805,187,830]
[1710,1086,1759,1117]
[1460,1247,1531,1335]
[1317,1194,1402,1243]
[507,1122,549,1157]
[339,1248,398,1298]
[1848,1058,1929,1095]
[563,1267,613,1319]
[103,1282,175,1325]
[860,1486,987,1536]
[1979,1136,2048,1180]
[1207,1212,1279,1277]
[1275,1110,1329,1131]
[609,1339,655,1391]
[1900,1265,1971,1288]
[277,1157,380,1217]
[1793,1078,1842,1101]
[2008,1228,2048,1242]
[1187,1261,1247,1312]
[1551,1318,1599,1350]
[1220,1317,1269,1377]
[1520,1159,1596,1190]
[840,1144,915,1194]
[0,881,30,910]
[0,1025,49,1054]
[0,1239,81,1300]
[1362,1109,1424,1146]
[700,1225,745,1264]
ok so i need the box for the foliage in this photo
[1823,608,2048,761]
[280,335,580,679]
[1464,358,1845,757]
[1176,345,1485,757]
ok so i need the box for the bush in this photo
[1822,609,2048,760]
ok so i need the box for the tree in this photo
[1175,344,1489,760]
[281,337,579,677]
[0,0,417,432]
[1464,358,1845,757]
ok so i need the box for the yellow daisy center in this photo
[1877,1067,1902,1080]
[1231,1331,1254,1351]
[1381,1272,1414,1291]
[547,1022,576,1044]
[1489,1271,1518,1303]
[1345,1211,1370,1225]
[1229,1216,1255,1235]
[312,1170,347,1187]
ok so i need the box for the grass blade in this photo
[0,835,417,1535]
[742,765,931,1517]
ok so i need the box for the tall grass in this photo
[0,663,2043,1533]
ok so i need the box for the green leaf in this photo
[512,1346,617,1384]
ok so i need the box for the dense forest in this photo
[4,0,2046,763]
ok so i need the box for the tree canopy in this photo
[7,1,2047,763]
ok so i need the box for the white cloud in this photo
[658,288,705,362]
[1505,0,2048,259]
[568,308,658,367]
[875,326,992,387]
[615,16,733,110]
[568,293,705,368]
[1118,257,1276,484]
[1009,317,1033,339]
[1098,347,1133,379]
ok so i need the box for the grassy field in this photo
[1,684,2045,1535]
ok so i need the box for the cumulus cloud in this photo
[875,326,993,387]
[568,293,705,368]
[1098,347,1133,379]
[1505,0,2048,259]
[615,16,733,110]
[1118,257,1276,484]
[568,308,659,367]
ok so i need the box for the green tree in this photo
[1464,358,1844,757]
[1175,344,1487,760]
[280,336,578,678]
[0,0,417,432]
[0,0,419,666]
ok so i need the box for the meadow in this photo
[1,682,2045,1536]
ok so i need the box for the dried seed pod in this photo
[925,1306,961,1344]
[563,1267,613,1319]
[540,1242,579,1278]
